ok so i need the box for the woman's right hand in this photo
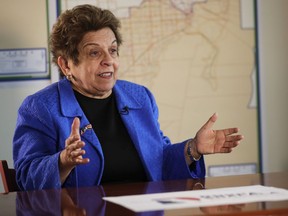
[59,117,90,184]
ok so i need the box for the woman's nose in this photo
[101,53,113,66]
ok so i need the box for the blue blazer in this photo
[13,78,205,190]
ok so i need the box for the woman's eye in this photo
[110,48,118,56]
[90,50,101,57]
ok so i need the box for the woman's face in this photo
[64,28,119,99]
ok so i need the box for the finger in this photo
[70,149,89,163]
[224,128,239,136]
[71,148,85,158]
[65,135,80,147]
[75,157,90,164]
[70,117,81,139]
[69,141,90,164]
[220,147,233,153]
[201,113,218,130]
[74,140,86,151]
[223,141,240,148]
[225,134,244,142]
[66,139,85,152]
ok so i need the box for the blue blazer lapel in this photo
[113,80,163,181]
[58,79,103,152]
[113,81,142,150]
[113,81,156,175]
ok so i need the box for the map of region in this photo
[61,0,258,173]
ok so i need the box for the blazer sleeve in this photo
[13,96,63,190]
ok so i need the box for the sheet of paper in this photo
[103,185,288,212]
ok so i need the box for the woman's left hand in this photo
[193,113,244,155]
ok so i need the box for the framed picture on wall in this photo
[0,48,48,81]
[0,0,51,81]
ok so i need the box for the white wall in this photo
[0,80,51,192]
[257,0,288,172]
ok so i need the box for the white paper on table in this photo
[103,185,288,212]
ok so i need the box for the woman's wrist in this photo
[186,139,202,162]
[59,150,74,184]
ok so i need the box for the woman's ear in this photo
[57,56,70,76]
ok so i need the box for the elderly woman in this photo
[13,4,243,191]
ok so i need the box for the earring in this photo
[66,74,72,81]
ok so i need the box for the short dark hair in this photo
[49,4,122,76]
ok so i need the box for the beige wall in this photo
[257,0,288,172]
[0,0,47,48]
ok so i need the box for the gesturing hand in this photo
[194,113,244,155]
[59,117,90,183]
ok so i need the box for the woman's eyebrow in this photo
[83,39,118,48]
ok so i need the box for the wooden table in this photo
[1,172,288,215]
